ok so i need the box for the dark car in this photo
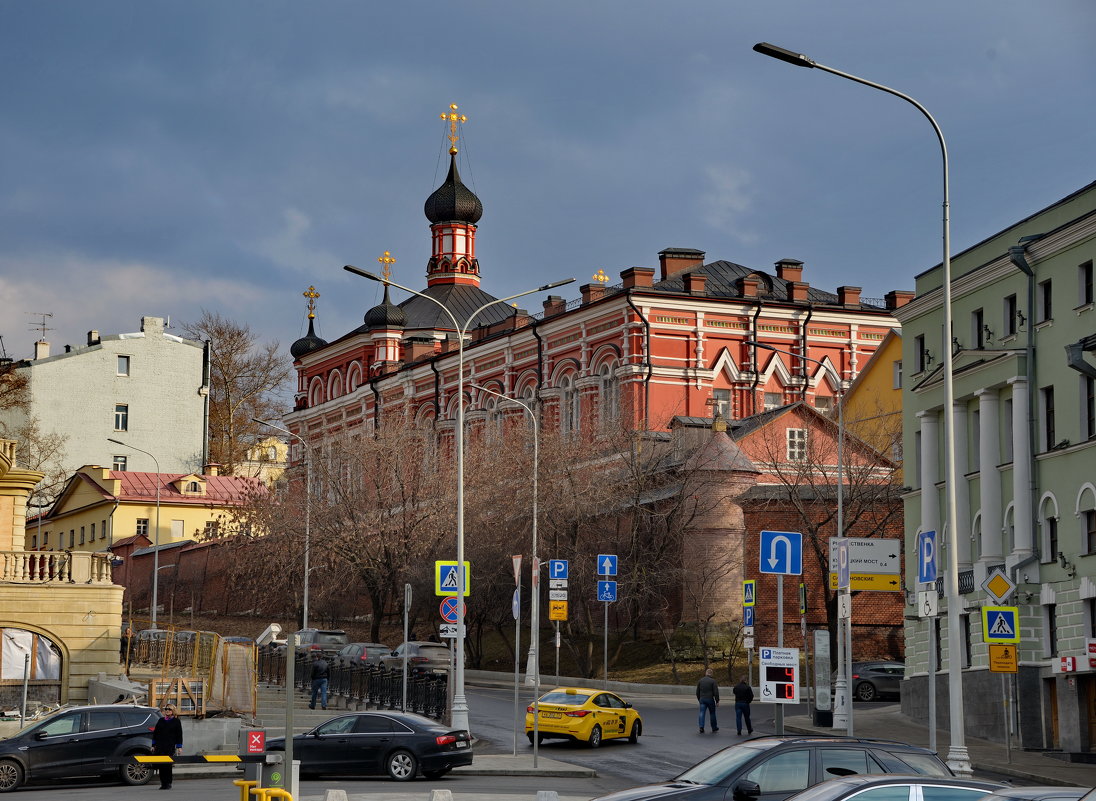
[265,711,472,781]
[588,735,953,801]
[381,642,452,675]
[845,661,904,702]
[336,642,391,668]
[976,788,1096,801]
[784,774,1003,801]
[292,629,349,658]
[0,704,161,792]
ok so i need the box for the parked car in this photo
[588,735,953,801]
[381,642,452,675]
[839,661,905,702]
[975,787,1096,801]
[525,687,642,747]
[336,642,390,668]
[0,704,162,792]
[265,711,472,781]
[292,629,349,658]
[784,774,1003,801]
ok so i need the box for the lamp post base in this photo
[832,677,849,729]
[946,746,972,777]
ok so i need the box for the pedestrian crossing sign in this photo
[435,561,471,596]
[982,605,1019,644]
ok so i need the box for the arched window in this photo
[1039,494,1060,564]
[598,364,619,430]
[560,376,578,436]
[308,377,325,407]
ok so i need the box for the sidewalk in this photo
[785,706,1096,787]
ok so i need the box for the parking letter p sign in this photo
[917,530,937,585]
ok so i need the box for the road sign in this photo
[828,538,901,575]
[918,590,938,618]
[917,530,937,584]
[982,569,1016,604]
[988,644,1018,673]
[743,580,756,607]
[512,555,522,585]
[759,647,799,703]
[836,538,850,590]
[439,596,462,623]
[549,600,568,621]
[982,606,1020,643]
[744,607,755,628]
[597,580,617,602]
[548,589,567,601]
[549,559,569,580]
[549,579,568,589]
[435,561,471,596]
[744,637,754,650]
[245,731,265,754]
[828,573,903,591]
[798,583,807,616]
[760,530,803,575]
[597,554,618,576]
[440,623,459,638]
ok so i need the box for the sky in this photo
[1,1,1093,359]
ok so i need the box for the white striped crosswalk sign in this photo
[982,606,1019,644]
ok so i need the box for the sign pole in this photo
[512,555,521,756]
[1002,672,1011,764]
[554,621,560,687]
[776,573,784,735]
[402,583,411,712]
[603,601,609,689]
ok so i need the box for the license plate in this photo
[541,712,561,719]
[455,741,468,748]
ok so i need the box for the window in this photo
[1046,516,1059,562]
[101,519,108,540]
[42,532,48,546]
[970,409,980,472]
[815,396,832,413]
[1003,399,1014,463]
[90,523,95,541]
[745,750,810,794]
[1080,260,1094,306]
[186,481,201,493]
[559,377,578,436]
[1041,386,1056,450]
[787,429,808,461]
[1083,375,1096,440]
[114,404,129,431]
[117,355,130,376]
[68,530,74,548]
[764,392,783,410]
[1038,278,1053,322]
[204,521,220,537]
[136,519,149,537]
[599,365,620,429]
[1088,598,1096,639]
[922,789,993,801]
[113,455,127,471]
[1003,294,1018,336]
[892,360,902,389]
[971,307,984,349]
[31,535,37,549]
[79,526,85,545]
[914,334,927,372]
[711,388,732,420]
[1044,604,1058,657]
[1087,509,1096,555]
[818,748,885,778]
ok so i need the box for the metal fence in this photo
[257,649,449,721]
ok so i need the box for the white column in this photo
[976,389,1003,562]
[918,411,940,535]
[951,402,972,569]
[1009,377,1033,556]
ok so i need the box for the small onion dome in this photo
[424,152,483,224]
[364,286,407,329]
[290,318,328,359]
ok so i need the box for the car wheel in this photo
[588,724,602,749]
[0,760,24,793]
[629,720,642,743]
[423,768,450,779]
[386,749,418,781]
[119,755,154,787]
[855,681,878,702]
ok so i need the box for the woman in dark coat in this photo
[151,704,183,789]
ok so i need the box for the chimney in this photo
[140,316,165,335]
[885,290,915,310]
[87,330,100,346]
[542,295,567,317]
[837,286,862,306]
[684,272,707,296]
[790,281,809,302]
[203,463,221,476]
[581,284,607,305]
[621,267,655,289]
[407,337,437,362]
[659,248,706,280]
[741,276,761,298]
[34,340,50,360]
[775,259,804,283]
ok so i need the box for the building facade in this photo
[0,316,209,482]
[895,181,1096,752]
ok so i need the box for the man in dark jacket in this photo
[695,668,719,733]
[151,704,183,789]
[309,652,329,710]
[733,676,754,735]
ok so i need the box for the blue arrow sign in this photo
[760,530,803,575]
[917,530,938,584]
[597,581,617,602]
[549,559,569,580]
[597,554,618,576]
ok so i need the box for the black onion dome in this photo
[364,286,407,329]
[290,318,328,359]
[424,153,483,224]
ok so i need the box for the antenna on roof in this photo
[28,312,54,338]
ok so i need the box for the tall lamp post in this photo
[752,42,967,774]
[746,341,849,732]
[344,263,573,731]
[254,418,312,630]
[470,382,543,765]
[108,438,161,630]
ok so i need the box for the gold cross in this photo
[377,250,396,282]
[440,103,467,153]
[302,286,320,319]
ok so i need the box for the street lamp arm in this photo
[753,42,815,68]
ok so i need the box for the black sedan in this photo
[785,775,1004,801]
[265,711,472,781]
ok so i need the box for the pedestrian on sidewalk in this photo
[309,652,329,710]
[733,676,754,735]
[151,704,183,790]
[696,667,720,733]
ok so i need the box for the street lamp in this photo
[254,418,312,630]
[343,264,574,731]
[470,382,543,765]
[752,42,968,774]
[108,438,161,630]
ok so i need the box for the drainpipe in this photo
[1008,237,1042,562]
[531,319,545,399]
[799,305,814,401]
[625,292,652,431]
[430,358,442,417]
[750,301,764,415]
[369,379,382,433]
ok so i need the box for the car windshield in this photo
[539,691,591,705]
[676,742,771,784]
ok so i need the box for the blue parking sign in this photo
[549,559,569,580]
[917,530,938,584]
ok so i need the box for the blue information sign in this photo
[597,581,617,602]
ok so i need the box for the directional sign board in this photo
[917,530,938,584]
[597,554,618,576]
[982,606,1020,644]
[759,647,799,703]
[828,573,903,592]
[597,580,617,602]
[760,530,803,575]
[549,560,569,580]
[435,561,471,596]
[828,538,901,574]
[743,580,756,607]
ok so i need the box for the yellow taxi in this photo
[525,687,642,748]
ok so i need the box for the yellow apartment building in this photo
[841,328,904,479]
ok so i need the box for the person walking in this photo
[733,676,754,735]
[696,667,719,733]
[151,704,183,790]
[309,652,329,710]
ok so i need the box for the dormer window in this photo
[187,481,200,493]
